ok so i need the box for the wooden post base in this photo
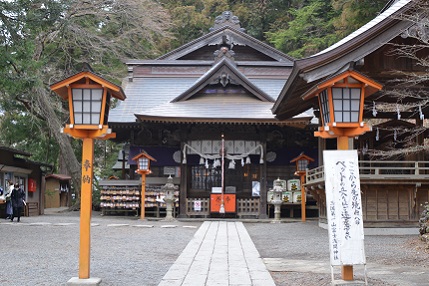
[341,265,353,280]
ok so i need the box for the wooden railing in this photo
[237,198,260,218]
[306,161,429,185]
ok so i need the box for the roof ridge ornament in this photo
[400,18,429,43]
[213,44,235,62]
[209,11,245,32]
[82,62,94,72]
[210,71,238,87]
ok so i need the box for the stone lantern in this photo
[270,178,285,223]
[161,175,178,221]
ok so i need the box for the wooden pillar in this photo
[79,137,94,279]
[337,135,353,281]
[178,141,188,218]
[140,174,147,220]
[300,174,306,222]
[416,116,424,161]
[318,137,325,165]
[259,141,268,219]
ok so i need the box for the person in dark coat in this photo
[5,181,14,219]
[10,183,25,222]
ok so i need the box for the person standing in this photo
[10,183,25,222]
[4,181,14,219]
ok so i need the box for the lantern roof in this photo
[132,151,157,162]
[301,68,383,101]
[290,152,315,163]
[50,66,126,101]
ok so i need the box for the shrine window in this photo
[191,166,221,192]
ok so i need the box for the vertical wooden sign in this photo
[323,150,365,266]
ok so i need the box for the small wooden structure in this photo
[45,174,72,208]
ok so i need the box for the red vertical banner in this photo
[28,178,36,192]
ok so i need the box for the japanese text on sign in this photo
[324,150,366,266]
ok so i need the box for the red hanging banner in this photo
[28,178,36,192]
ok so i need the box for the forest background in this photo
[0,0,392,200]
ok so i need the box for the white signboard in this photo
[194,200,202,211]
[324,150,366,266]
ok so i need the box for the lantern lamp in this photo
[291,153,314,174]
[301,68,382,281]
[50,64,126,139]
[132,151,156,220]
[50,63,126,283]
[290,153,314,222]
[133,151,156,174]
[302,69,382,140]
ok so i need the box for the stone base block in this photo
[332,280,366,286]
[67,277,102,286]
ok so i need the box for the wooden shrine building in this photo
[107,11,318,218]
[106,1,429,225]
[272,0,429,227]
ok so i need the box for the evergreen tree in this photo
[0,0,172,203]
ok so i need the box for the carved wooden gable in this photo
[172,58,274,103]
[158,11,294,64]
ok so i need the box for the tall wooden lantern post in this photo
[302,69,382,282]
[132,151,156,220]
[50,65,126,284]
[290,153,314,222]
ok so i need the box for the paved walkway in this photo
[158,221,275,286]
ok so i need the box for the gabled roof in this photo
[50,69,126,101]
[110,11,309,126]
[45,174,72,181]
[301,68,383,101]
[272,0,414,120]
[172,58,274,103]
[0,146,31,157]
[157,25,294,63]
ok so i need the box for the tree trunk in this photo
[36,87,82,203]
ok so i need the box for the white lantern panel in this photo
[82,113,91,124]
[351,88,361,99]
[83,101,91,112]
[71,88,103,125]
[74,116,82,124]
[92,89,103,100]
[334,111,342,122]
[297,159,308,171]
[343,112,351,122]
[139,157,149,170]
[91,113,100,124]
[92,100,102,113]
[333,99,342,108]
[332,87,361,123]
[72,89,83,99]
[74,101,83,112]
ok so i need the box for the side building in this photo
[272,0,429,227]
[0,146,52,217]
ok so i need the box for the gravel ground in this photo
[1,212,428,286]
[245,220,429,286]
[0,211,201,286]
